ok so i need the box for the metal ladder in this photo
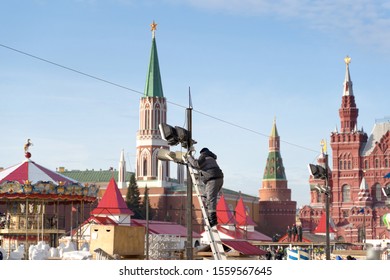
[187,164,227,260]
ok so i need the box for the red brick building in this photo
[300,57,390,242]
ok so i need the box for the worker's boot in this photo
[209,212,218,228]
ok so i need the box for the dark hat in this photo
[200,147,209,153]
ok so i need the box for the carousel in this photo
[0,140,99,255]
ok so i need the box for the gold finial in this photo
[320,139,327,154]
[344,56,351,65]
[150,21,157,31]
[150,21,158,38]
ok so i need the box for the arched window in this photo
[155,155,158,177]
[342,185,351,202]
[339,160,343,170]
[316,190,321,203]
[364,160,369,170]
[145,110,150,130]
[385,158,389,168]
[155,103,161,130]
[375,158,379,168]
[348,161,351,170]
[143,158,148,176]
[375,183,382,201]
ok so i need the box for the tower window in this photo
[364,160,369,170]
[155,155,158,177]
[375,158,379,168]
[145,110,150,130]
[316,190,320,203]
[339,160,343,170]
[143,158,148,176]
[342,185,351,202]
[155,109,160,130]
[385,158,388,168]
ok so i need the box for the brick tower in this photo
[258,119,297,237]
[136,21,169,188]
[329,56,369,226]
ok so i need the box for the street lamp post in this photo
[158,90,196,260]
[324,156,331,260]
[185,102,193,260]
[309,154,331,260]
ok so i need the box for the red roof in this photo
[91,178,133,216]
[235,197,256,226]
[132,219,201,238]
[0,159,78,185]
[223,240,267,256]
[217,194,236,224]
[314,212,336,234]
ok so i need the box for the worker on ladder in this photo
[186,147,224,228]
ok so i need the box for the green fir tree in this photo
[141,187,154,220]
[125,173,142,219]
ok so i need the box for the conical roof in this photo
[263,120,286,180]
[343,56,354,96]
[235,197,256,226]
[358,177,372,202]
[270,118,279,138]
[0,158,78,185]
[91,177,133,215]
[144,22,164,98]
[216,194,236,224]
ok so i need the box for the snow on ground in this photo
[0,240,92,260]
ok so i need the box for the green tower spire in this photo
[263,119,286,180]
[144,21,164,98]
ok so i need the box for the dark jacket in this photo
[188,149,224,183]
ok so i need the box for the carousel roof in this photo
[0,158,78,185]
[0,150,99,201]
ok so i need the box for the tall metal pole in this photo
[145,186,149,260]
[185,89,193,260]
[324,154,331,260]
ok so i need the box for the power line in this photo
[193,109,319,153]
[0,43,319,154]
[0,43,144,95]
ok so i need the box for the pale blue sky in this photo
[1,0,389,207]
